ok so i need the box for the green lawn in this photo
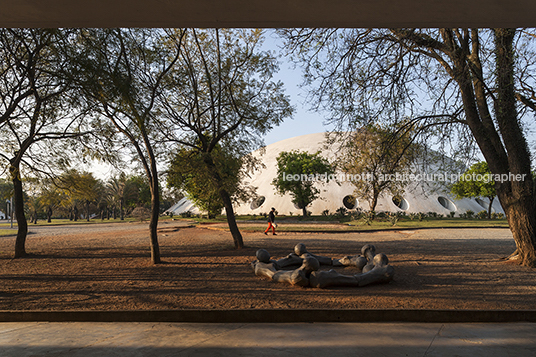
[345,218,509,231]
[0,229,17,236]
[197,216,510,232]
[0,216,510,237]
[0,217,140,236]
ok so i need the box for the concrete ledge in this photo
[1,309,536,323]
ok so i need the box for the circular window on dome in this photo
[475,198,487,210]
[437,196,457,211]
[475,198,494,213]
[250,196,266,210]
[342,195,358,210]
[392,195,409,210]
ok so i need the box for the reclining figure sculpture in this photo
[251,243,394,289]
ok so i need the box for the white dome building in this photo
[231,132,504,216]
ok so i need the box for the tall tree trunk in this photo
[203,153,244,249]
[444,28,536,266]
[47,206,52,223]
[73,205,78,221]
[487,196,494,220]
[499,190,536,266]
[302,206,307,217]
[120,198,124,220]
[369,186,379,219]
[220,188,244,249]
[493,29,536,266]
[149,179,161,264]
[10,163,28,258]
[86,201,90,221]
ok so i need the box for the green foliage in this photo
[131,206,151,222]
[59,170,103,204]
[0,179,13,217]
[272,150,335,216]
[389,212,400,226]
[180,211,193,218]
[361,211,374,225]
[476,210,488,219]
[167,146,249,219]
[123,175,151,210]
[451,162,496,200]
[341,123,418,213]
[451,162,496,219]
[156,29,293,248]
[335,207,348,217]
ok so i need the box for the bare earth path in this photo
[0,222,534,311]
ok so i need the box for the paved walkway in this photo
[1,322,536,356]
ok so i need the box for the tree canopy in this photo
[158,28,293,248]
[341,123,418,215]
[0,29,92,257]
[280,28,536,266]
[272,150,334,217]
[451,162,496,219]
[167,145,253,219]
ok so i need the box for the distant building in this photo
[164,197,201,216]
[233,132,504,216]
[167,132,504,217]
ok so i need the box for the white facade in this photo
[166,132,504,217]
[233,132,504,216]
[165,197,201,216]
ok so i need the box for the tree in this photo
[107,173,127,220]
[123,175,152,212]
[341,123,417,215]
[272,150,335,217]
[26,194,43,224]
[0,179,14,218]
[76,28,186,264]
[281,28,536,267]
[27,176,69,223]
[0,29,90,258]
[167,145,252,219]
[451,162,496,219]
[56,169,103,221]
[39,184,65,223]
[158,29,293,248]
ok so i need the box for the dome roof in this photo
[233,132,504,216]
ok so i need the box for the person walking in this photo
[264,207,277,235]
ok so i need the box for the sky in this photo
[260,32,330,146]
[88,31,327,179]
[91,29,533,179]
[85,33,306,179]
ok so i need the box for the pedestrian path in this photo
[1,322,535,356]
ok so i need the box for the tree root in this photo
[501,249,519,260]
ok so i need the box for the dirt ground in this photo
[0,222,535,311]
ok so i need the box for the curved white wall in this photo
[233,132,504,216]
